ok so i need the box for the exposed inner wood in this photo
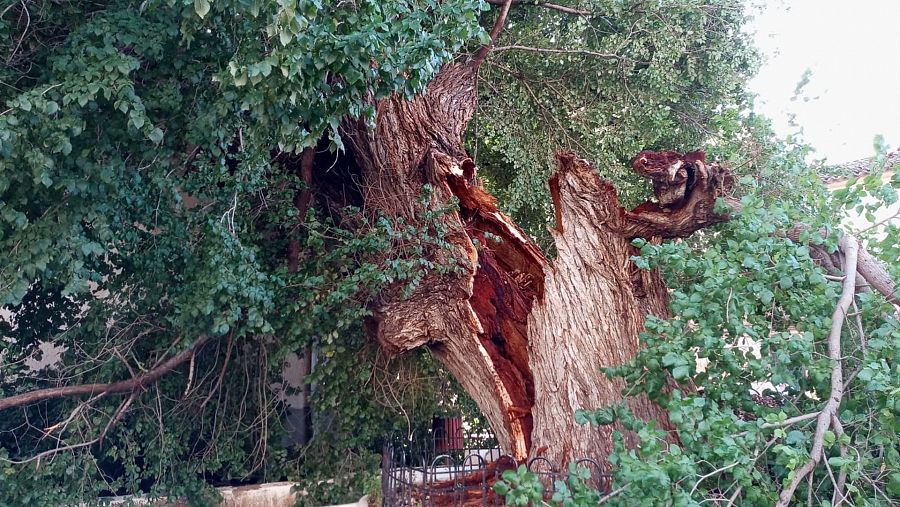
[343,63,535,457]
[340,60,736,463]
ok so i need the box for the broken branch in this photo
[619,151,736,239]
[775,235,858,507]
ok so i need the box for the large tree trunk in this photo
[340,60,734,465]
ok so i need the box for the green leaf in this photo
[81,242,103,256]
[194,0,211,19]
[827,456,852,468]
[148,128,164,144]
[785,430,806,445]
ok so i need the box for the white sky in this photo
[747,0,900,164]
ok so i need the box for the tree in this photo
[338,53,736,462]
[1,0,898,505]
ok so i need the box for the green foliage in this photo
[494,465,545,506]
[289,444,381,507]
[490,111,899,505]
[0,0,485,307]
[495,463,602,507]
[499,181,899,505]
[470,0,758,245]
[833,136,900,281]
[5,0,897,505]
[1,0,485,502]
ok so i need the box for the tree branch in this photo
[855,246,899,306]
[473,0,514,65]
[619,151,736,239]
[775,235,858,507]
[830,414,849,506]
[760,411,821,430]
[199,331,234,411]
[0,335,213,412]
[492,45,620,60]
[790,226,898,306]
[484,0,592,16]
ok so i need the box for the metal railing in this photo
[381,432,611,506]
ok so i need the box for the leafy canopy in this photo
[1,0,484,503]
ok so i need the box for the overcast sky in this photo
[746,0,900,164]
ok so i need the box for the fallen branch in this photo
[98,391,138,446]
[599,483,630,504]
[855,247,899,306]
[1,437,99,465]
[690,461,740,496]
[725,486,742,507]
[830,414,850,507]
[0,335,212,412]
[775,235,859,507]
[199,331,235,411]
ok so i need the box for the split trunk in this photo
[331,61,734,465]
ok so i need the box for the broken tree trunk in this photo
[341,60,735,465]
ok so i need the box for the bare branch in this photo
[855,246,899,306]
[199,331,235,411]
[788,226,898,306]
[1,438,99,465]
[760,411,821,430]
[484,0,592,16]
[598,483,630,504]
[0,335,213,412]
[98,392,137,446]
[725,486,742,507]
[690,461,740,496]
[493,45,620,60]
[831,414,849,506]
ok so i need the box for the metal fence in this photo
[381,431,612,506]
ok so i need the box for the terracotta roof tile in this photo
[820,151,900,183]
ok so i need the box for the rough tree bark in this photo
[338,58,736,466]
